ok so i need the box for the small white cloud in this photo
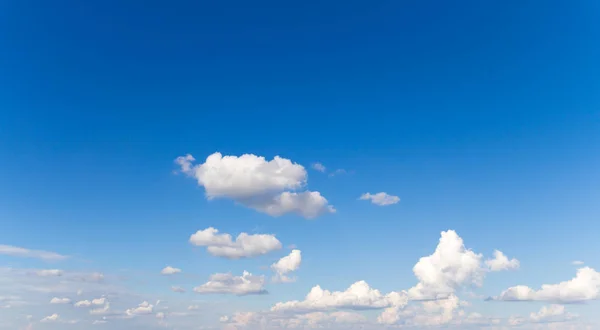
[171,286,185,293]
[359,192,400,206]
[271,249,302,283]
[194,271,266,296]
[189,227,282,259]
[188,305,200,311]
[126,301,154,316]
[175,152,335,218]
[311,162,326,172]
[530,304,575,323]
[90,302,112,316]
[91,297,106,306]
[36,269,64,277]
[50,297,71,304]
[161,266,182,275]
[572,260,584,266]
[271,281,407,312]
[0,244,67,261]
[493,267,600,303]
[74,300,92,308]
[485,250,520,271]
[41,313,60,322]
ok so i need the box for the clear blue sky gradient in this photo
[1,0,600,327]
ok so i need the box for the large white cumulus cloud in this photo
[175,153,335,218]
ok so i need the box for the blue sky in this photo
[1,0,600,329]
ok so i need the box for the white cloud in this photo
[359,192,400,206]
[161,266,182,275]
[41,313,59,322]
[271,280,407,312]
[50,297,71,304]
[193,271,266,296]
[485,250,520,271]
[175,152,335,218]
[91,297,106,305]
[408,230,484,300]
[126,301,154,316]
[188,305,200,311]
[189,227,282,259]
[572,260,584,266]
[74,300,92,307]
[530,305,575,323]
[493,267,600,303]
[0,244,67,261]
[171,286,185,293]
[90,302,112,316]
[36,269,64,277]
[311,162,326,172]
[271,249,302,283]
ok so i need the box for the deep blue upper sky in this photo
[1,1,600,328]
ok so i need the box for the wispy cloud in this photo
[0,244,67,261]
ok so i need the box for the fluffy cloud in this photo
[126,301,154,316]
[50,297,71,304]
[271,249,302,283]
[41,313,60,322]
[311,162,326,172]
[189,227,282,259]
[194,271,266,295]
[485,250,520,271]
[271,280,407,313]
[407,230,484,300]
[359,192,400,206]
[160,266,181,275]
[0,244,67,261]
[175,152,335,218]
[74,297,106,308]
[493,267,600,303]
[530,305,576,323]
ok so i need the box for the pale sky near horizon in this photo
[1,0,600,329]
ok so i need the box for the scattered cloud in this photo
[0,244,67,261]
[530,304,576,323]
[160,266,182,275]
[271,249,302,283]
[41,313,60,322]
[271,281,407,312]
[175,152,335,218]
[125,301,154,316]
[485,250,520,272]
[492,267,600,303]
[35,269,64,277]
[572,260,585,266]
[189,227,282,259]
[50,297,71,304]
[359,192,400,206]
[171,286,186,293]
[311,162,326,172]
[193,271,266,295]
